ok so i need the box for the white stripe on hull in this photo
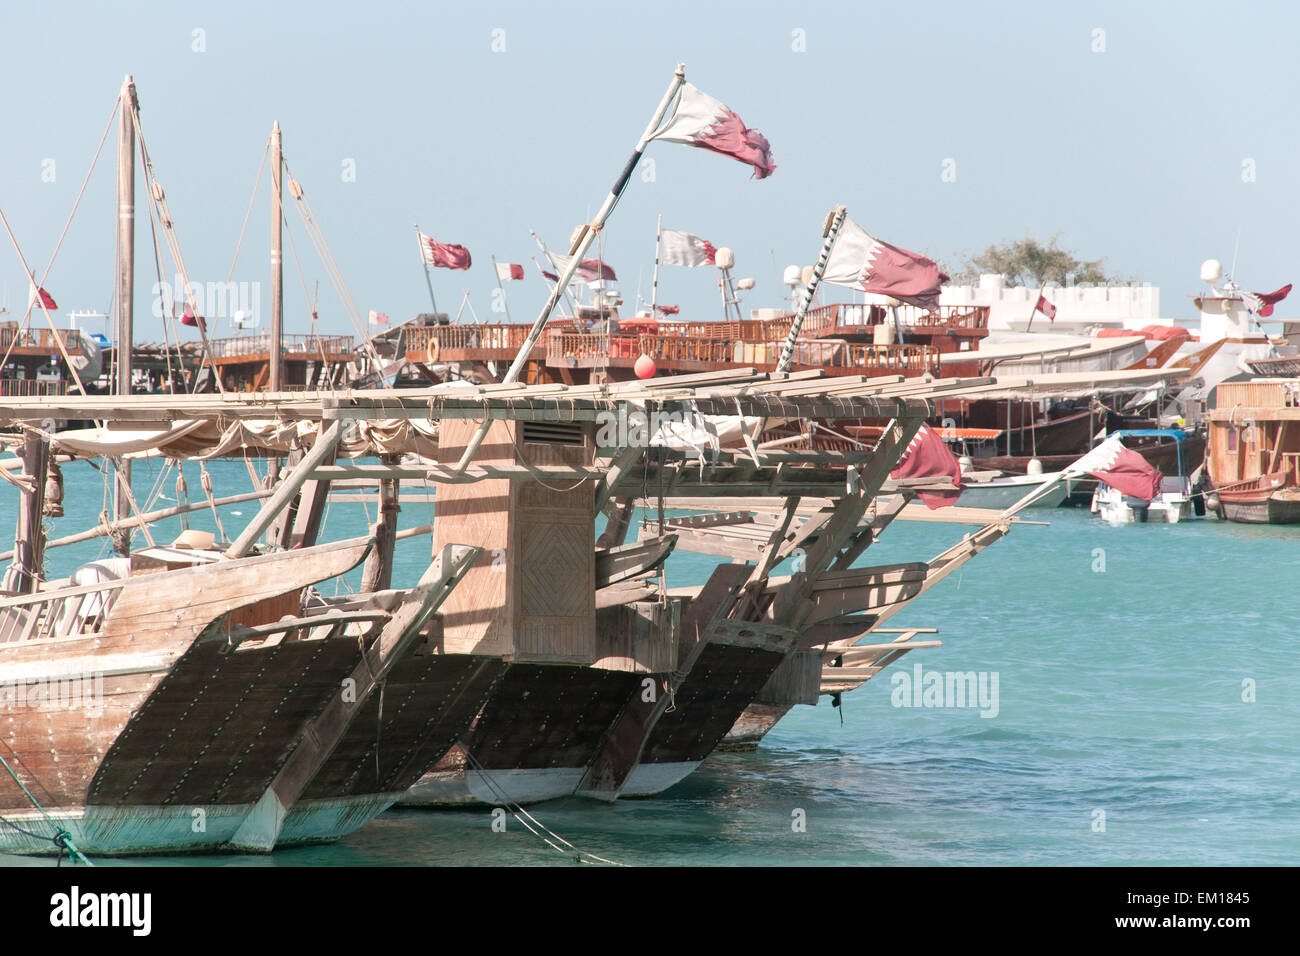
[0,793,400,857]
[619,761,701,797]
[400,760,702,807]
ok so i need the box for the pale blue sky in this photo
[2,0,1297,340]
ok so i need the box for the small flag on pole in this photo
[27,282,57,311]
[541,268,559,282]
[420,234,472,270]
[180,304,206,331]
[368,310,390,326]
[495,262,525,281]
[1035,294,1057,322]
[659,229,718,268]
[650,84,776,179]
[654,304,680,315]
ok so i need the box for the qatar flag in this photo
[180,304,206,331]
[649,83,776,180]
[495,262,525,281]
[1067,438,1162,500]
[420,234,472,270]
[27,282,57,311]
[823,216,948,312]
[1035,295,1057,321]
[660,229,717,268]
[1247,283,1292,317]
[550,254,617,283]
[889,424,963,509]
[654,304,680,315]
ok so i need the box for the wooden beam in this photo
[224,420,345,559]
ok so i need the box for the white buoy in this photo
[1026,458,1044,475]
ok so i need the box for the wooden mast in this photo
[115,74,137,554]
[270,121,284,393]
[5,431,50,594]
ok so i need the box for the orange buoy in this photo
[634,354,656,379]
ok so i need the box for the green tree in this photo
[965,235,1113,286]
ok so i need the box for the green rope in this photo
[0,751,93,865]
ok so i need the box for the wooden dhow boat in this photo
[1206,380,1300,524]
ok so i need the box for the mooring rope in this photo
[460,749,628,866]
[0,751,92,866]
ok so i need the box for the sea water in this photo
[3,457,1297,866]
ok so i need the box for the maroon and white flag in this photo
[27,282,57,311]
[1247,283,1292,317]
[889,424,964,509]
[660,228,717,268]
[823,216,948,312]
[180,303,206,331]
[549,254,617,283]
[1067,438,1162,500]
[420,234,472,270]
[495,262,525,281]
[654,304,680,315]
[368,310,390,326]
[1035,294,1057,321]
[649,83,775,180]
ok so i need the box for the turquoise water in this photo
[3,458,1298,866]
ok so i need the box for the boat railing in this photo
[0,578,128,643]
[547,332,619,366]
[833,302,990,330]
[207,333,354,358]
[0,379,68,397]
[638,334,736,365]
[0,326,83,355]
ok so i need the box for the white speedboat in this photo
[957,471,1071,510]
[1088,429,1203,525]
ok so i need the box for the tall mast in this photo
[115,74,137,553]
[270,121,284,392]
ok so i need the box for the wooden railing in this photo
[545,330,935,373]
[0,327,82,354]
[0,379,68,397]
[208,333,354,358]
[0,579,127,643]
[829,302,990,330]
[638,334,736,365]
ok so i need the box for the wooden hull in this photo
[401,662,647,806]
[1214,472,1300,524]
[1218,492,1300,524]
[0,539,496,856]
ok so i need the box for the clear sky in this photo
[1,0,1297,342]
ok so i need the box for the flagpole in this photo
[651,213,663,317]
[499,63,687,386]
[490,255,513,323]
[414,223,439,318]
[776,205,847,374]
[1025,283,1045,333]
